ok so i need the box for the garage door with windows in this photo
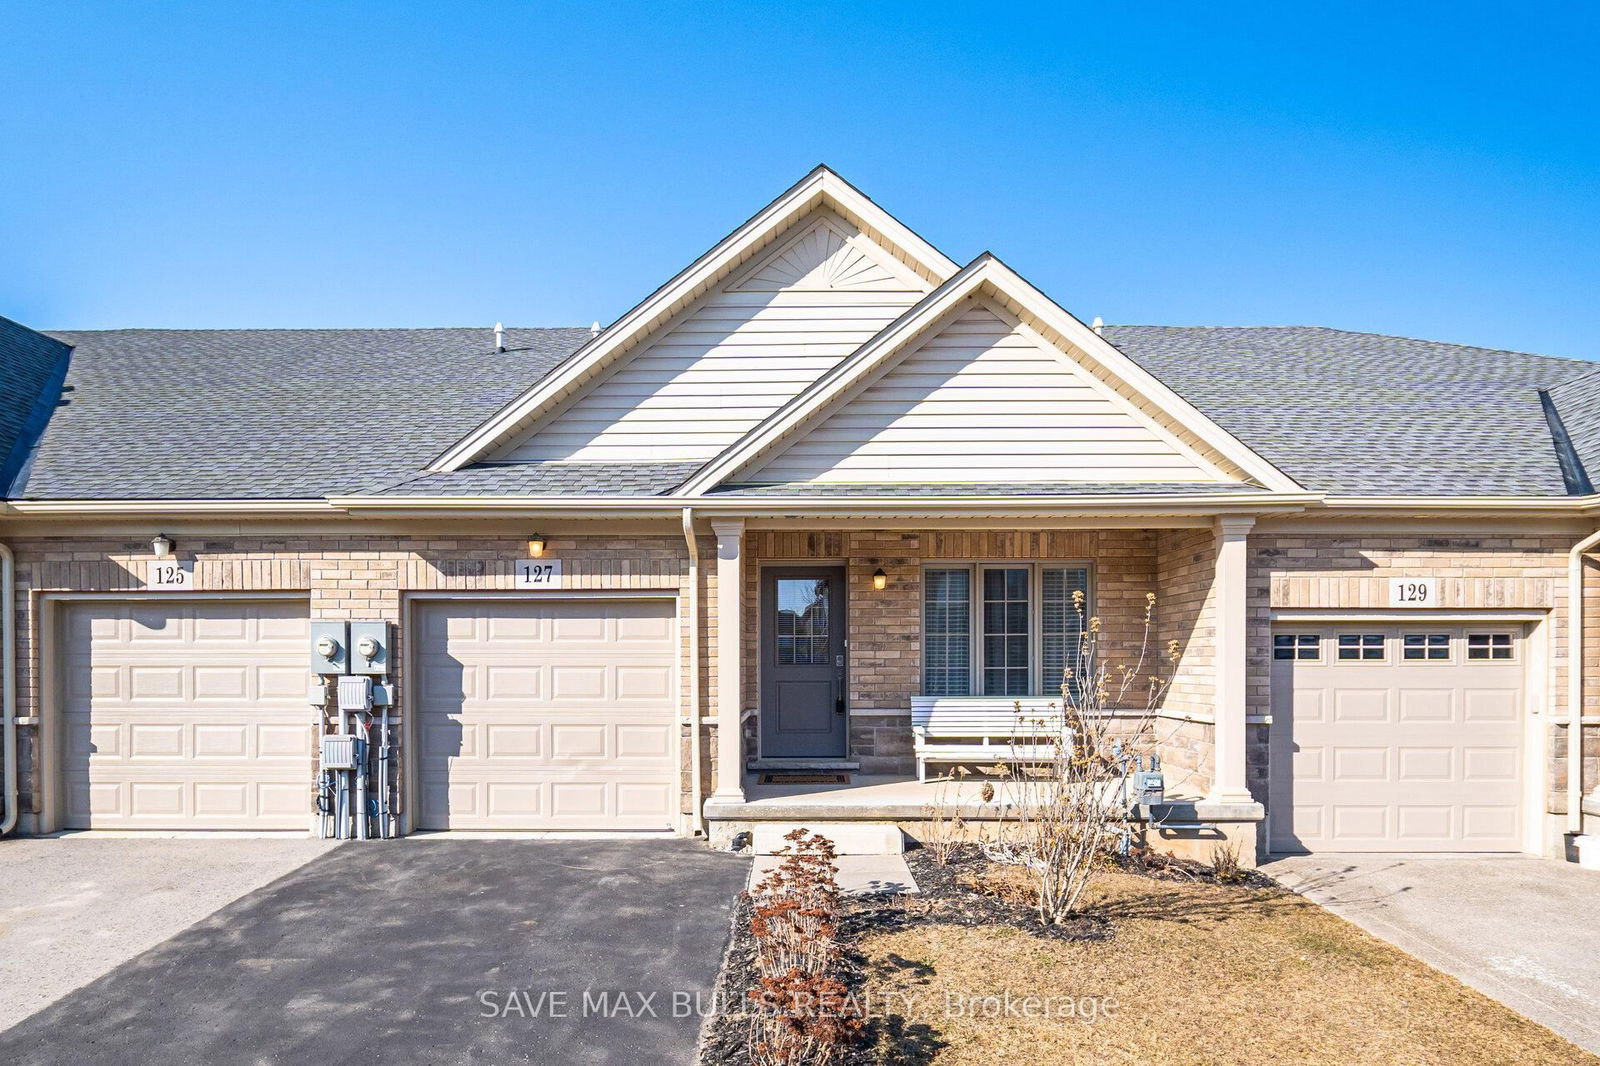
[60,600,312,830]
[414,598,679,831]
[1268,625,1525,853]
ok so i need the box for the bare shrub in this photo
[920,766,970,866]
[1210,841,1244,884]
[987,590,1179,924]
[745,830,864,1065]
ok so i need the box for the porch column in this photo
[1210,515,1255,803]
[709,520,746,803]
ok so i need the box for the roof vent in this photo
[494,322,505,352]
[590,321,601,337]
[1091,316,1104,336]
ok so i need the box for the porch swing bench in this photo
[909,696,1074,782]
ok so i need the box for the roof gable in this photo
[742,299,1222,483]
[430,166,959,472]
[678,255,1304,495]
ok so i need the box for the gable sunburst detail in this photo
[729,217,920,293]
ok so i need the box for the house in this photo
[1,166,1596,865]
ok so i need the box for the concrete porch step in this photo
[751,853,919,896]
[745,758,861,771]
[750,821,905,855]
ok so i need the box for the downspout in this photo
[1567,528,1600,836]
[682,508,703,834]
[1,542,17,837]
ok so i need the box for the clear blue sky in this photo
[3,2,1596,359]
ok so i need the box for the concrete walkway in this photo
[1263,853,1600,1055]
[0,834,335,1029]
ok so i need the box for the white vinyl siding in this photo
[748,301,1220,484]
[496,214,928,463]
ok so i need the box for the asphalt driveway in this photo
[0,838,748,1065]
[1264,853,1600,1055]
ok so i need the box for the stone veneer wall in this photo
[1153,528,1219,797]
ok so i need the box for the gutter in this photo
[1,542,16,836]
[1569,528,1600,837]
[681,507,703,835]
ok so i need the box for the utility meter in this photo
[349,621,390,675]
[309,621,349,675]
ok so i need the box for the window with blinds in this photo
[920,563,1091,698]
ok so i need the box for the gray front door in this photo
[759,567,847,759]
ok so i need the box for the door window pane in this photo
[1041,567,1090,697]
[1402,633,1450,660]
[775,578,830,665]
[922,569,971,696]
[982,568,1030,696]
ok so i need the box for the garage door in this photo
[1269,625,1525,853]
[414,599,679,831]
[61,600,312,830]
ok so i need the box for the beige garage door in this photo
[414,599,679,831]
[1269,625,1525,853]
[61,600,312,830]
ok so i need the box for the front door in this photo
[760,567,847,759]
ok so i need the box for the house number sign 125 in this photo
[147,560,196,590]
[514,559,564,589]
[1388,577,1437,607]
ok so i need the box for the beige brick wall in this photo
[4,532,703,826]
[1249,531,1593,818]
[7,524,1597,837]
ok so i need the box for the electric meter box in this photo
[337,674,374,713]
[320,734,359,770]
[348,621,391,675]
[310,621,349,675]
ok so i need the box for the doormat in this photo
[760,773,850,784]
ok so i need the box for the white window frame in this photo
[1401,632,1453,663]
[920,561,1094,698]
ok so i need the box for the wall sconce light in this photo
[872,567,888,591]
[151,534,174,560]
[528,535,546,557]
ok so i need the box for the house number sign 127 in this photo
[514,559,564,589]
[1388,577,1437,607]
[147,560,195,590]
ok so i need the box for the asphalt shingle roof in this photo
[0,315,72,491]
[1102,326,1595,496]
[7,323,1596,501]
[365,462,705,497]
[18,328,590,499]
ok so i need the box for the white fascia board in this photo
[326,490,1320,520]
[426,166,960,474]
[1318,495,1598,513]
[677,253,1304,496]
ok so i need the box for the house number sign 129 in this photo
[1388,577,1437,607]
[147,560,196,590]
[514,559,564,589]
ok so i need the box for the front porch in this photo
[699,521,1264,858]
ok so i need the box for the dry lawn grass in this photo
[861,868,1597,1065]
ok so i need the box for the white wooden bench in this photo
[909,697,1073,781]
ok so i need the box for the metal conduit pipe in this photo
[682,508,703,834]
[1,542,16,837]
[1567,528,1600,836]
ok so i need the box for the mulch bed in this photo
[701,843,1242,1065]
